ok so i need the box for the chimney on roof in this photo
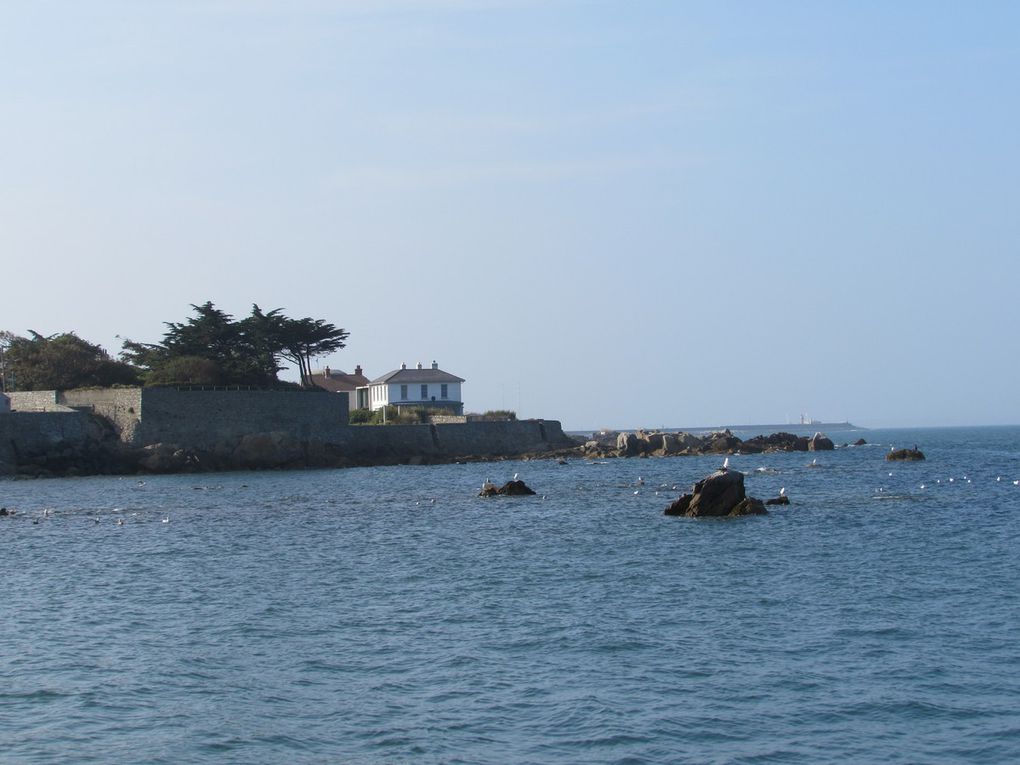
[416,362,423,370]
[431,360,438,370]
[355,365,362,376]
[401,362,407,370]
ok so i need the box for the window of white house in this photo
[441,384,448,399]
[400,384,408,400]
[421,384,428,399]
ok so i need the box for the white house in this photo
[367,361,464,414]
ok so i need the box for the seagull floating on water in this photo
[161,515,170,523]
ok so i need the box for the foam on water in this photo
[2,426,1020,763]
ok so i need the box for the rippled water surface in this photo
[3,426,1020,764]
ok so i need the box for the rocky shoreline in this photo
[574,428,855,460]
[1,416,859,479]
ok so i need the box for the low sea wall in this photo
[331,419,571,464]
[1,387,573,475]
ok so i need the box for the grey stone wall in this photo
[1,386,572,474]
[132,387,349,448]
[7,391,72,412]
[333,419,572,462]
[60,388,143,440]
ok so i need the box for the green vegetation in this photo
[349,406,463,426]
[1,302,349,391]
[348,408,514,425]
[120,302,348,387]
[463,410,517,421]
[0,331,140,391]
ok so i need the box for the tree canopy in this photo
[1,331,141,391]
[120,302,349,387]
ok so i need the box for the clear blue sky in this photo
[2,1,1017,430]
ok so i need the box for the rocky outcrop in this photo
[740,432,809,453]
[232,431,305,469]
[887,448,925,461]
[581,428,834,460]
[134,443,203,473]
[664,469,767,518]
[765,495,790,506]
[809,432,835,451]
[480,479,537,497]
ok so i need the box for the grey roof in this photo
[310,371,370,393]
[371,367,465,385]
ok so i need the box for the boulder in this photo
[643,432,666,453]
[480,479,537,497]
[233,431,305,468]
[853,438,867,446]
[765,495,790,506]
[887,448,925,461]
[741,432,805,453]
[138,443,200,473]
[706,430,741,454]
[808,432,834,451]
[664,469,767,518]
[617,432,641,457]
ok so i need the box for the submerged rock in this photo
[765,495,791,506]
[664,469,767,518]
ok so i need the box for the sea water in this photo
[2,426,1020,764]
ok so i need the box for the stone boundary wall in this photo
[1,387,572,474]
[333,419,572,462]
[60,388,143,440]
[7,391,74,412]
[134,387,349,448]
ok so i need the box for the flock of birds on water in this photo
[3,443,1020,524]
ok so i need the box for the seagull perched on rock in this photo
[779,487,786,496]
[721,457,730,471]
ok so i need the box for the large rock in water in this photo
[664,469,767,518]
[887,448,925,461]
[617,432,642,457]
[480,480,537,497]
[808,432,834,451]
